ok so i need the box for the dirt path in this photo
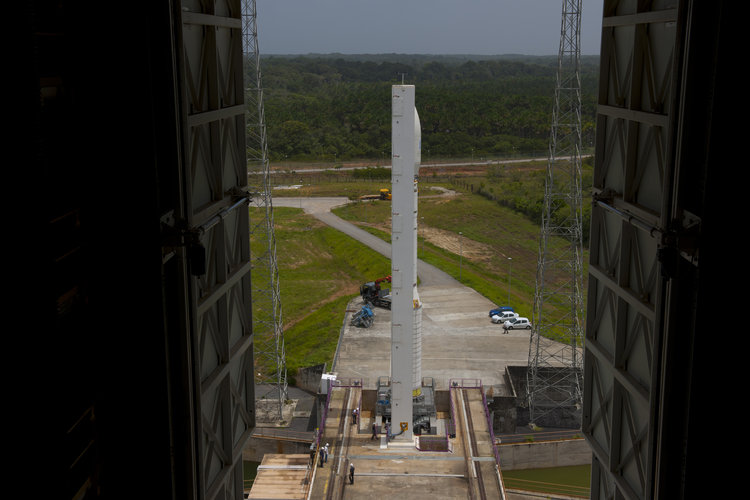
[354,187,497,265]
[361,219,495,265]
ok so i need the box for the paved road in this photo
[271,196,459,287]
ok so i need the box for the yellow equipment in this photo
[359,188,392,201]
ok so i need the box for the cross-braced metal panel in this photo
[527,0,586,428]
[178,2,255,499]
[242,0,288,413]
[584,1,683,498]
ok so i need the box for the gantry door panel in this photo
[176,2,254,499]
[584,1,684,498]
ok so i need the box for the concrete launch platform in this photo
[336,284,532,394]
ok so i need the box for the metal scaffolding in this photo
[242,0,288,418]
[527,0,585,427]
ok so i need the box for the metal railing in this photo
[448,379,501,466]
[316,378,363,448]
[251,427,315,442]
[331,377,364,388]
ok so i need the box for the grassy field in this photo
[332,181,547,317]
[255,160,590,380]
[251,206,391,381]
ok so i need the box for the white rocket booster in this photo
[390,85,422,439]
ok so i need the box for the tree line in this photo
[253,54,599,162]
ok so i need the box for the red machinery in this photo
[359,275,392,309]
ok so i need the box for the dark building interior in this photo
[21,3,189,499]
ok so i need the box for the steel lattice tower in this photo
[242,0,288,417]
[526,0,585,427]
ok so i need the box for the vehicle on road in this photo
[503,317,532,330]
[358,188,391,201]
[489,305,514,317]
[491,311,519,323]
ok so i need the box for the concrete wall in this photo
[434,389,450,413]
[362,389,377,412]
[498,439,592,471]
[488,395,517,434]
[505,365,582,428]
[296,363,326,395]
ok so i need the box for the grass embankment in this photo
[502,464,591,497]
[334,186,544,317]
[251,206,390,381]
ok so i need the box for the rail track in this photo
[453,387,503,499]
[320,387,358,500]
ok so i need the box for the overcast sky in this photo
[257,0,604,56]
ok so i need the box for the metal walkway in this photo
[305,383,505,499]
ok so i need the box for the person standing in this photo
[323,443,329,463]
[319,447,325,467]
[371,422,378,440]
[352,407,358,425]
[349,462,355,484]
[384,423,390,443]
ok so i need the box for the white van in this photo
[491,310,519,323]
[503,317,532,330]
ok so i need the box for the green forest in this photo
[254,54,599,162]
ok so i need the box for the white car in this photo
[491,311,519,323]
[503,317,532,330]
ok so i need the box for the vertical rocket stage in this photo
[389,85,423,440]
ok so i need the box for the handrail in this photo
[316,379,363,448]
[332,377,363,387]
[479,381,502,466]
[449,378,482,388]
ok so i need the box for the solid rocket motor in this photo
[389,85,422,440]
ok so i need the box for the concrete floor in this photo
[336,286,532,394]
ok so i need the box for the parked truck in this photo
[358,188,391,201]
[360,275,392,309]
